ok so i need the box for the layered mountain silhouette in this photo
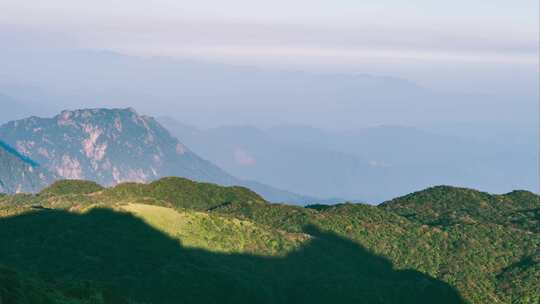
[0,108,312,203]
[160,118,539,202]
[0,108,236,185]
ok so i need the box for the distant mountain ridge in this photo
[160,117,539,202]
[0,108,315,203]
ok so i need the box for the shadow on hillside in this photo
[0,208,465,304]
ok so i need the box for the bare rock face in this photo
[0,108,236,187]
[0,140,55,193]
[0,108,313,203]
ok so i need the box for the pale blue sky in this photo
[2,0,537,24]
[0,0,538,93]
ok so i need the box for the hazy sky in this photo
[0,1,538,97]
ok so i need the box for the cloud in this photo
[1,1,537,64]
[0,1,537,100]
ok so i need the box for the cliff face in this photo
[0,108,236,187]
[0,140,54,193]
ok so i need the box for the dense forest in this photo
[0,178,538,303]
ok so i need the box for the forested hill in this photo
[0,179,538,303]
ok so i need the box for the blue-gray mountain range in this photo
[160,118,539,202]
[0,108,314,203]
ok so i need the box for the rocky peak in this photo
[0,108,229,187]
[0,108,306,202]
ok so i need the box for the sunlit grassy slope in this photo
[120,203,306,255]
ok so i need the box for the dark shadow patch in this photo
[0,208,465,304]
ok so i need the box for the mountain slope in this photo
[0,265,125,304]
[380,186,540,231]
[0,108,235,185]
[0,140,54,193]
[495,250,540,303]
[160,118,539,202]
[267,124,539,200]
[0,108,313,203]
[211,185,540,303]
[0,178,540,304]
[0,180,465,304]
[0,179,538,303]
[101,176,266,211]
[158,119,372,202]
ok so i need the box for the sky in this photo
[0,0,538,197]
[0,0,538,129]
[1,0,538,93]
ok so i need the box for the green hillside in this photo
[380,186,540,231]
[102,177,265,210]
[40,180,105,196]
[0,178,538,303]
[0,265,127,304]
